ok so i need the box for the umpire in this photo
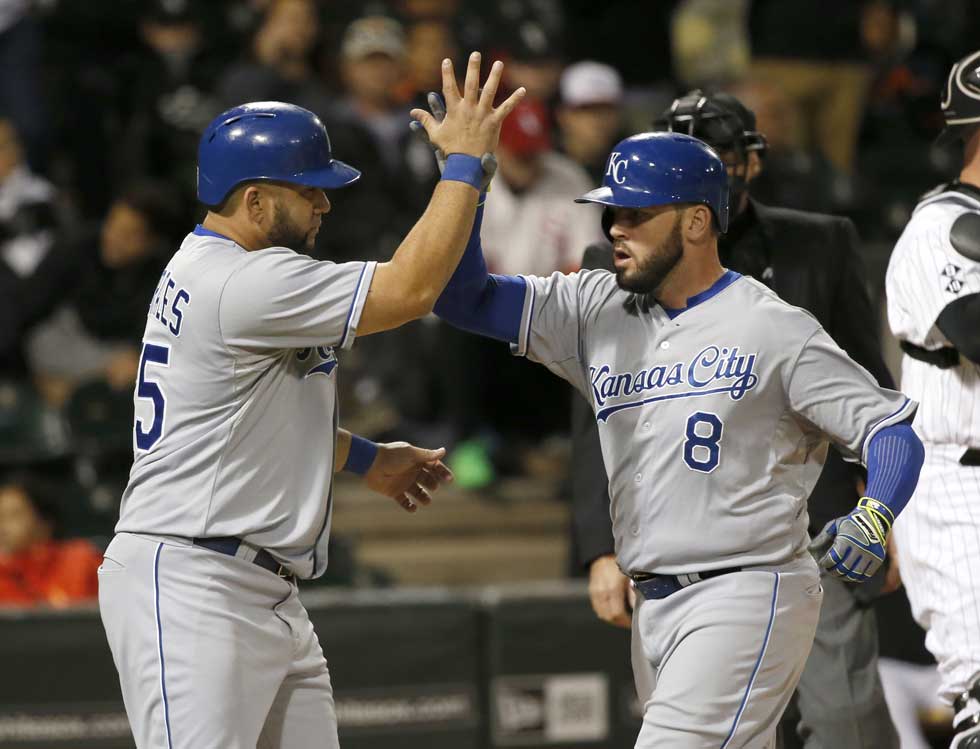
[570,90,900,749]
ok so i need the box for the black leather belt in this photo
[962,448,980,467]
[900,341,960,368]
[193,537,294,580]
[629,567,741,600]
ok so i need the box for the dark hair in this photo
[115,180,187,244]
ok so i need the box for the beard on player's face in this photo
[267,199,315,252]
[614,216,685,295]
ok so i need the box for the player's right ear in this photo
[682,204,713,242]
[243,185,266,225]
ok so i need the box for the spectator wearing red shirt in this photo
[0,473,101,607]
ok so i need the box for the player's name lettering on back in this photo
[590,345,759,422]
[147,268,191,337]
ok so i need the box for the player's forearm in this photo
[335,429,352,472]
[863,422,925,518]
[432,202,526,342]
[373,159,482,319]
[335,429,379,474]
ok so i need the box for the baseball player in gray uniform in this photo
[885,49,980,749]
[98,53,524,748]
[429,130,925,747]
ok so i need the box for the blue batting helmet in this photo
[576,132,730,233]
[197,102,361,207]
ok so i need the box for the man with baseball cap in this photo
[556,61,626,182]
[484,97,601,276]
[98,53,524,747]
[569,89,902,748]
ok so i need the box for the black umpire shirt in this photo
[570,198,896,571]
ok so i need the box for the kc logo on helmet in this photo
[606,152,629,185]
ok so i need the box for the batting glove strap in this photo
[813,498,893,583]
[855,497,894,540]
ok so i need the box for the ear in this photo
[243,185,266,225]
[745,151,763,182]
[682,205,713,241]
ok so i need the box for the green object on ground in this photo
[448,439,496,490]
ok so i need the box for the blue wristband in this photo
[441,153,483,190]
[345,435,378,475]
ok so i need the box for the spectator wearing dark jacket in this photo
[27,180,184,406]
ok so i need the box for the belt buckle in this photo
[275,564,291,579]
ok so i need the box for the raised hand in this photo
[410,91,498,190]
[410,51,525,159]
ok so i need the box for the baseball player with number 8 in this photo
[421,120,926,746]
[98,52,524,748]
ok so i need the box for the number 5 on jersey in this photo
[684,411,723,473]
[134,342,170,451]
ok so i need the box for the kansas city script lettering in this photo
[590,345,759,417]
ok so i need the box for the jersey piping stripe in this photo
[513,276,536,358]
[153,543,174,749]
[339,263,369,349]
[720,572,780,749]
[860,398,916,465]
[311,404,341,575]
[525,282,536,356]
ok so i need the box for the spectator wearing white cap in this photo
[556,61,626,182]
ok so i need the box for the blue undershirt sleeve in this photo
[433,197,527,343]
[863,421,924,519]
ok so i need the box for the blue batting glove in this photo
[809,498,895,583]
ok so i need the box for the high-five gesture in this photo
[410,51,525,159]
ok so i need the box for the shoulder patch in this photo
[951,212,980,262]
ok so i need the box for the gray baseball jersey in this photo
[514,269,915,575]
[115,226,376,579]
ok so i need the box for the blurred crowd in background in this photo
[0,0,978,613]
